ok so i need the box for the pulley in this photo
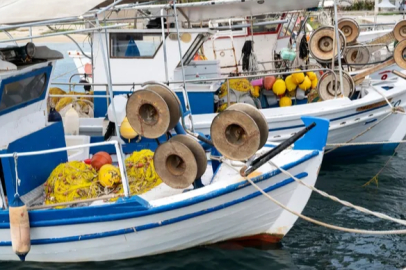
[169,135,207,180]
[338,18,360,44]
[394,20,406,42]
[394,39,406,69]
[317,71,355,101]
[153,140,198,189]
[126,83,181,139]
[309,26,346,63]
[210,103,268,161]
[343,45,370,68]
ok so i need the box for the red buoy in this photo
[91,152,112,171]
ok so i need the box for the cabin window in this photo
[110,33,162,58]
[0,72,47,111]
[251,14,281,34]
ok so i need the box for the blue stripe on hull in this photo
[268,103,389,132]
[0,172,307,246]
[0,150,319,228]
[324,143,399,160]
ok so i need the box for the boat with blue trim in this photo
[0,37,329,261]
[40,1,406,159]
[0,0,334,262]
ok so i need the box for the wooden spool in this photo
[394,20,406,42]
[210,103,267,161]
[394,39,406,69]
[309,26,346,63]
[344,45,370,68]
[154,140,198,189]
[169,135,207,180]
[9,205,31,261]
[351,40,406,84]
[317,71,355,101]
[126,83,181,139]
[338,18,360,44]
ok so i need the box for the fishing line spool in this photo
[210,103,268,161]
[309,26,346,63]
[338,18,360,44]
[394,39,406,69]
[126,83,181,139]
[317,71,355,100]
[394,20,406,42]
[343,45,370,67]
[154,135,207,189]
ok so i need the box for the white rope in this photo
[221,161,406,234]
[325,112,392,154]
[267,159,406,227]
[327,140,406,146]
[52,65,84,81]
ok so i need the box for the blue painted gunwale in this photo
[268,102,391,132]
[0,172,308,246]
[0,150,319,228]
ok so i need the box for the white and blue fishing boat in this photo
[35,0,406,160]
[0,0,330,262]
[0,41,328,262]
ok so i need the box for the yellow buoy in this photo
[251,86,261,98]
[306,71,317,81]
[9,205,30,261]
[285,75,297,92]
[99,164,122,188]
[120,117,138,142]
[299,76,312,91]
[272,79,286,95]
[280,96,292,107]
[292,70,305,84]
[311,77,318,89]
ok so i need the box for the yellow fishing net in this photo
[218,78,253,99]
[116,149,162,196]
[44,161,99,207]
[44,150,162,206]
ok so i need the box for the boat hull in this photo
[0,149,322,262]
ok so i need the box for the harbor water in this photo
[4,42,406,269]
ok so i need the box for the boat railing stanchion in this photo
[161,9,169,83]
[227,79,230,108]
[333,0,344,96]
[94,12,129,195]
[173,0,195,133]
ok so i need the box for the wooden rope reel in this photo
[317,71,355,101]
[154,135,207,189]
[394,20,406,42]
[351,39,406,84]
[210,103,268,161]
[126,83,181,139]
[309,26,346,63]
[394,39,406,69]
[338,18,360,44]
[343,45,370,68]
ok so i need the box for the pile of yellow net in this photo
[44,150,162,206]
[44,161,99,206]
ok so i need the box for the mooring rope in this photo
[220,160,406,234]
